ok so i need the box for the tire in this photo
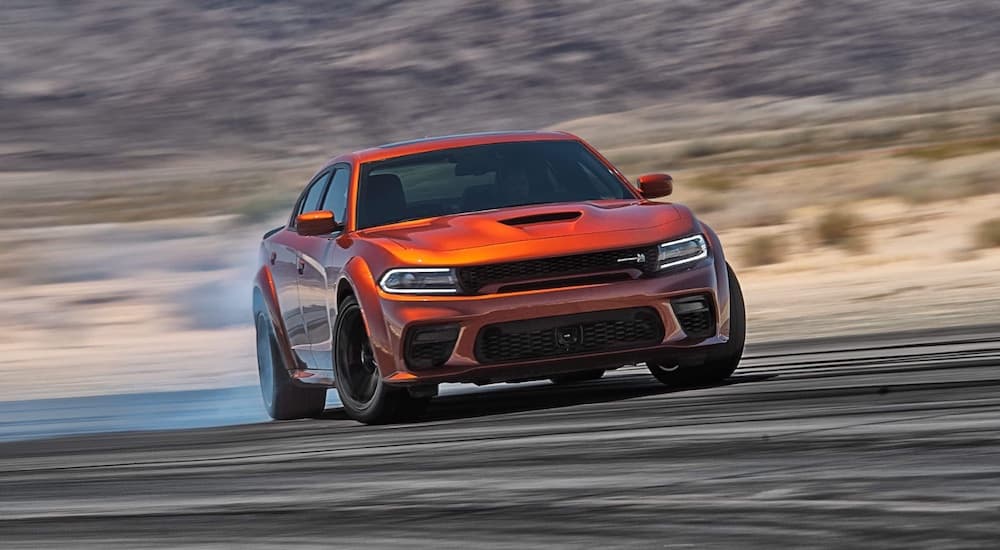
[648,263,746,387]
[254,309,327,420]
[333,296,429,424]
[549,369,605,385]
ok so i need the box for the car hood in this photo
[358,200,697,261]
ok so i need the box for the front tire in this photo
[255,309,327,420]
[648,263,746,387]
[333,296,429,424]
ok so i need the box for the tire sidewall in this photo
[333,296,388,420]
[715,263,747,362]
[254,309,285,418]
[647,263,746,384]
[255,297,326,420]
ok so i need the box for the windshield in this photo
[355,140,633,229]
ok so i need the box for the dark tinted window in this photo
[356,140,631,229]
[321,167,350,225]
[300,171,331,214]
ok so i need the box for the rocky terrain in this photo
[3,0,1000,169]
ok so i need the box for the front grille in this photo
[475,307,665,364]
[671,295,715,339]
[457,244,660,294]
[496,272,632,294]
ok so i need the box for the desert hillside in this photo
[3,0,1000,169]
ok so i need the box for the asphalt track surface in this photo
[2,325,1000,548]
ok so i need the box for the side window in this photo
[291,171,332,228]
[300,172,331,214]
[321,167,351,225]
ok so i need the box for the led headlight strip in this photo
[379,268,459,294]
[657,235,708,270]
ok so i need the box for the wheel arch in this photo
[339,257,394,376]
[335,276,356,305]
[253,265,298,373]
[698,220,734,339]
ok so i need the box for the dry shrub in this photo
[976,218,1000,248]
[690,173,738,192]
[749,129,816,149]
[686,194,726,214]
[841,123,906,145]
[815,207,867,253]
[743,235,783,267]
[740,202,789,227]
[235,191,294,226]
[680,140,735,159]
[870,162,999,204]
[897,136,1000,161]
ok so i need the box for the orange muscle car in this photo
[253,131,745,423]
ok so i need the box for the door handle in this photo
[297,259,305,275]
[269,252,277,266]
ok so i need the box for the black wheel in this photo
[254,307,326,420]
[648,263,746,387]
[549,369,605,385]
[333,296,429,424]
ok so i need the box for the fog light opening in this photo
[670,295,715,339]
[405,324,460,369]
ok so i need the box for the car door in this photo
[298,164,352,373]
[281,170,331,368]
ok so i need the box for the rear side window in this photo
[321,167,351,225]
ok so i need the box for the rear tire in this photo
[648,263,746,387]
[255,309,327,420]
[549,369,605,385]
[333,296,429,424]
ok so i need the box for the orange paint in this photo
[255,131,734,385]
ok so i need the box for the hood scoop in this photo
[499,211,582,226]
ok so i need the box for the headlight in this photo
[657,235,708,270]
[379,268,459,294]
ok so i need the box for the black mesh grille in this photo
[404,325,459,369]
[475,307,664,364]
[676,311,713,338]
[457,245,660,294]
[671,295,715,339]
[407,341,454,369]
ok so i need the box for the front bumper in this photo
[372,258,730,385]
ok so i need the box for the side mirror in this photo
[296,210,341,236]
[637,173,673,199]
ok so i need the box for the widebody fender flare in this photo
[699,221,733,338]
[253,265,300,374]
[338,257,395,377]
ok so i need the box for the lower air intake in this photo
[475,307,664,364]
[405,325,459,369]
[671,295,715,339]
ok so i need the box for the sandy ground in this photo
[0,194,997,402]
[736,194,1000,340]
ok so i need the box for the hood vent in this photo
[499,211,582,226]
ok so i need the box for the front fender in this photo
[340,257,395,376]
[699,221,732,339]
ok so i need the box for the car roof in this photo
[328,130,582,166]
